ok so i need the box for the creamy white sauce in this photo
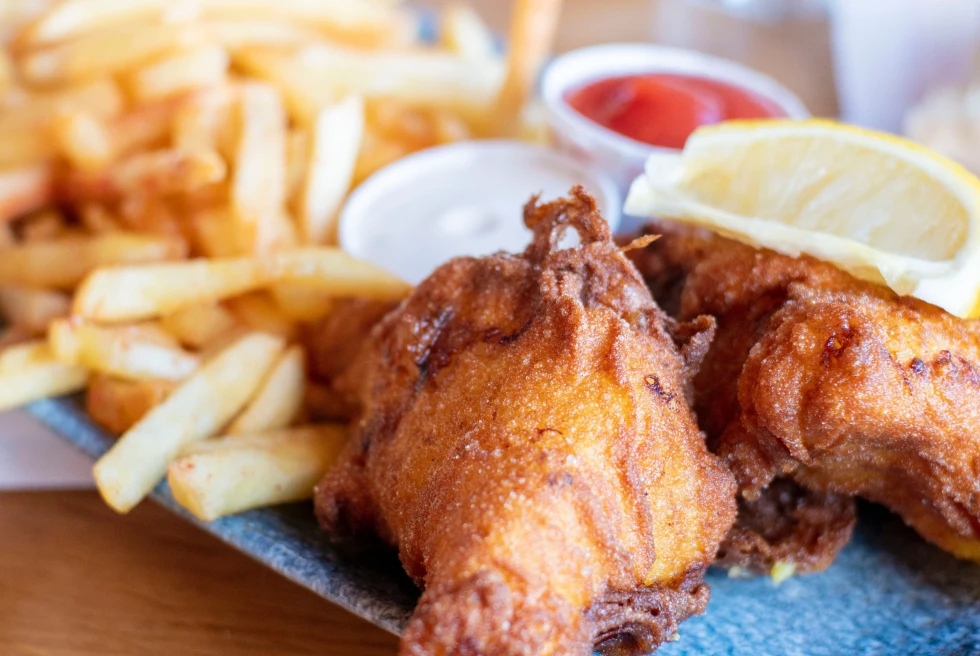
[339,141,620,284]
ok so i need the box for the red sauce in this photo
[565,73,787,149]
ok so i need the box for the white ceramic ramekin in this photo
[541,43,811,194]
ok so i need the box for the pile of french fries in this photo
[0,0,554,521]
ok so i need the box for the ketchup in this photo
[565,73,787,149]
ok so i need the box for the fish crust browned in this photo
[631,222,980,568]
[315,189,736,655]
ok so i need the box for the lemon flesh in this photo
[625,119,980,318]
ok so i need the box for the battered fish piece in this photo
[316,190,736,655]
[632,223,980,566]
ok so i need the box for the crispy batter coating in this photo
[315,190,736,656]
[631,222,980,566]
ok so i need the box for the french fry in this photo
[19,21,206,87]
[199,0,414,49]
[16,0,178,48]
[226,291,297,340]
[51,110,112,171]
[86,374,175,436]
[59,148,226,203]
[295,43,505,119]
[269,283,333,322]
[230,83,287,254]
[110,97,184,158]
[116,197,186,240]
[492,0,564,136]
[167,424,348,521]
[51,319,201,381]
[284,128,308,203]
[160,302,239,349]
[73,248,411,322]
[353,128,411,184]
[0,339,51,374]
[0,343,88,411]
[0,130,55,169]
[0,79,124,132]
[188,205,242,259]
[207,19,324,49]
[227,344,304,434]
[0,232,187,289]
[93,331,286,513]
[299,95,364,244]
[124,45,230,104]
[230,48,336,124]
[0,163,53,221]
[171,85,238,157]
[0,286,69,333]
[442,2,497,60]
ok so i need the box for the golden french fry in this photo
[59,148,226,202]
[74,248,411,322]
[20,22,206,87]
[230,48,337,124]
[0,232,187,289]
[207,19,324,49]
[492,0,564,137]
[200,0,414,49]
[187,205,241,259]
[160,302,239,349]
[124,45,230,104]
[51,110,112,171]
[231,83,287,254]
[17,0,176,48]
[0,79,124,133]
[269,283,333,322]
[109,97,184,158]
[0,51,14,93]
[0,344,88,411]
[171,85,238,157]
[86,374,175,436]
[0,286,69,333]
[0,163,53,221]
[299,95,364,245]
[168,424,348,521]
[0,130,55,169]
[441,2,497,60]
[93,331,285,513]
[353,128,411,184]
[295,43,505,120]
[226,292,296,340]
[284,128,308,204]
[0,339,50,374]
[227,344,304,434]
[51,319,200,381]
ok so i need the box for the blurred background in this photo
[423,0,980,168]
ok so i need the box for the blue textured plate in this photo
[29,396,980,655]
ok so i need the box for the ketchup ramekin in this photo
[541,43,811,195]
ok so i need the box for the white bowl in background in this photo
[541,43,811,199]
[339,140,620,284]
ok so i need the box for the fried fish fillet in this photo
[315,190,736,655]
[631,222,980,567]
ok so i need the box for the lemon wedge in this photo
[624,119,980,318]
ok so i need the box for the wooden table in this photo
[0,2,836,654]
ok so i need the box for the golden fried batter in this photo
[632,222,980,566]
[315,190,736,655]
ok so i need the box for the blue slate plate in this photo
[29,396,980,655]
